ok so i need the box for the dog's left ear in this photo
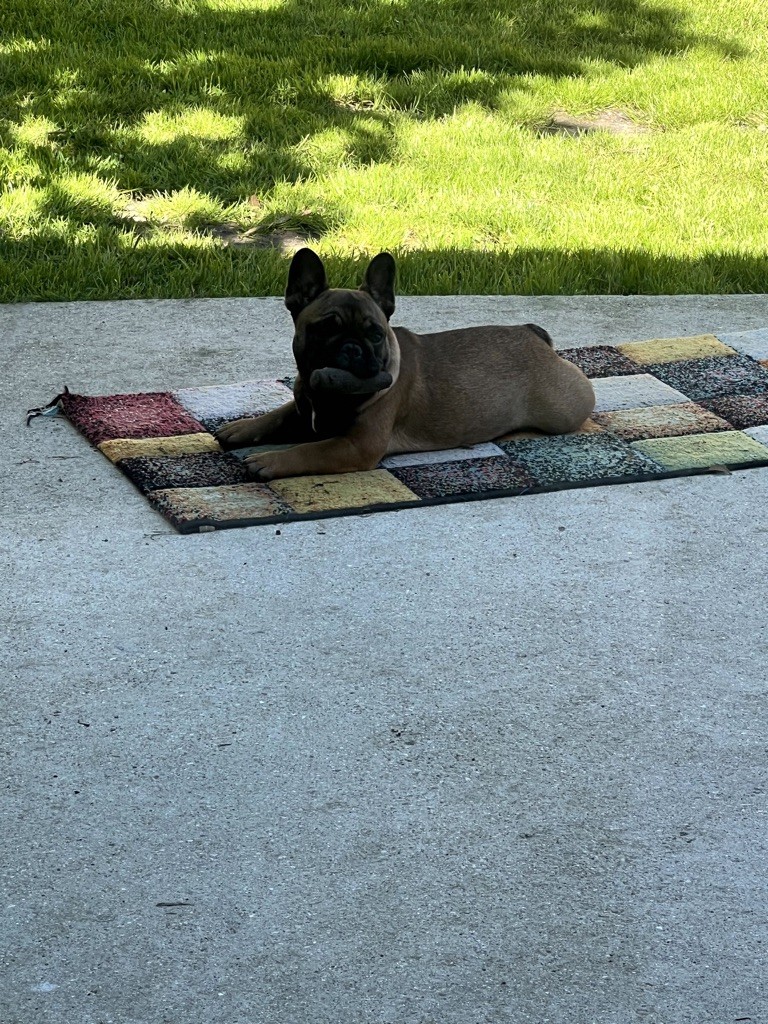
[285,248,330,320]
[360,252,396,321]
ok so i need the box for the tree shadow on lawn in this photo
[2,231,766,302]
[3,0,745,211]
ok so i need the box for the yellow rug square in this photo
[270,469,420,513]
[617,335,737,365]
[98,433,221,462]
[631,431,768,470]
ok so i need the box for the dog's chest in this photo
[307,396,360,439]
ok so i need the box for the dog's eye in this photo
[307,314,343,340]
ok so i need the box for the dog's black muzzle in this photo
[334,340,383,379]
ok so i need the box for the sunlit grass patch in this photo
[43,173,123,224]
[0,187,48,234]
[137,107,245,145]
[10,115,60,149]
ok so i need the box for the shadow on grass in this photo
[1,231,766,301]
[2,0,756,298]
[3,0,745,200]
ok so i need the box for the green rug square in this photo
[631,431,768,471]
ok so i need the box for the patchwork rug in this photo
[29,330,768,533]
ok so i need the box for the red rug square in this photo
[60,392,205,445]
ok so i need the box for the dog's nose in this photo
[335,340,382,378]
[336,342,364,371]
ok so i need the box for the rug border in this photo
[170,461,768,533]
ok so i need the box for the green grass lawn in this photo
[1,0,767,300]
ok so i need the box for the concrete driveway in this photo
[2,294,767,1023]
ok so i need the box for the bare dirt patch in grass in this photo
[537,108,651,137]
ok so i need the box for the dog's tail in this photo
[525,323,553,347]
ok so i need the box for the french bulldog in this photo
[216,249,595,479]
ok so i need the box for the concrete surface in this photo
[2,294,768,1024]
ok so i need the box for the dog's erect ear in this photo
[360,252,396,321]
[285,248,330,320]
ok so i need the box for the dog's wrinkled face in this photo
[298,294,388,382]
[285,249,396,396]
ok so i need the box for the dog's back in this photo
[386,324,595,452]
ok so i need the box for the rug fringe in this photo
[26,386,71,426]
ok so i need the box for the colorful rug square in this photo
[60,391,205,445]
[172,380,293,435]
[390,457,535,499]
[592,402,731,441]
[645,355,768,400]
[173,380,293,429]
[119,452,250,494]
[697,395,768,430]
[496,433,664,485]
[746,425,768,448]
[558,346,640,378]
[616,335,736,364]
[631,431,768,471]
[149,483,294,530]
[715,329,768,361]
[591,374,691,412]
[29,328,768,532]
[269,470,420,513]
[98,433,221,462]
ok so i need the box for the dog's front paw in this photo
[243,449,293,481]
[216,416,264,449]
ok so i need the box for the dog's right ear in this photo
[361,252,396,321]
[285,248,329,320]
